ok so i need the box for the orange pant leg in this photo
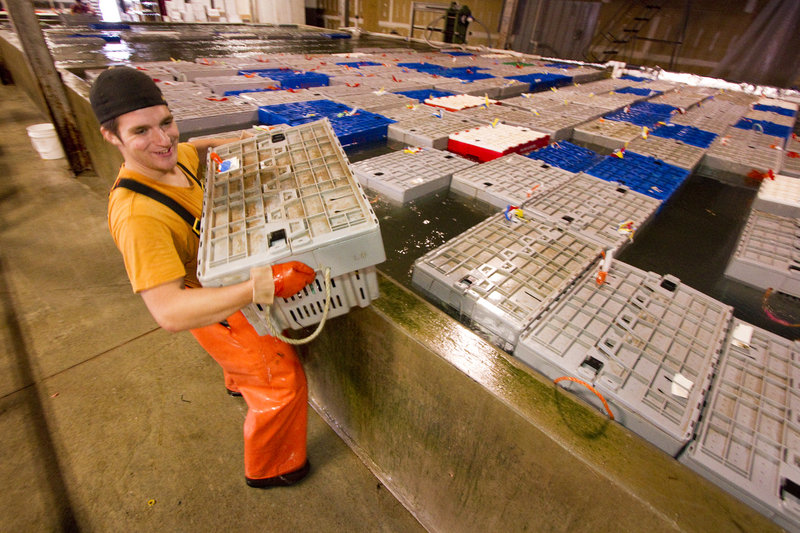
[190,311,308,480]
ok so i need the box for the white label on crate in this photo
[671,373,693,399]
[731,322,754,349]
[219,156,240,174]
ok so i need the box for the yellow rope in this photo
[266,267,332,344]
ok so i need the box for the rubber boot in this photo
[190,311,308,480]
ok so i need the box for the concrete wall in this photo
[300,275,780,532]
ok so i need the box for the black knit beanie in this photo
[90,66,168,124]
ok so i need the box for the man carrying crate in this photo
[90,66,316,488]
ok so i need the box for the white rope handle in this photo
[265,267,332,345]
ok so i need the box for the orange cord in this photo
[554,376,615,420]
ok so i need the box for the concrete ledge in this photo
[301,274,780,532]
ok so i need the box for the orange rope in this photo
[554,376,615,420]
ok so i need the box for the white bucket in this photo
[27,123,66,160]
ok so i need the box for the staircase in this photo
[585,0,667,64]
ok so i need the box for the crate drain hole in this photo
[660,279,677,292]
[269,229,286,247]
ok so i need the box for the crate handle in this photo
[265,267,332,345]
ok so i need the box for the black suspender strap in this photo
[177,161,202,189]
[115,178,201,236]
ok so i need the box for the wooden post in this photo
[4,0,92,175]
[497,0,520,50]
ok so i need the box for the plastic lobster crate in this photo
[754,101,798,117]
[195,75,280,95]
[670,100,749,134]
[450,153,576,209]
[586,151,691,201]
[350,147,476,204]
[724,210,800,297]
[603,101,679,128]
[411,213,602,352]
[699,133,783,186]
[572,118,645,151]
[463,102,606,142]
[680,319,800,533]
[326,91,417,113]
[197,119,386,320]
[515,260,733,457]
[387,112,486,149]
[236,89,326,107]
[238,68,330,89]
[392,89,457,102]
[734,118,793,142]
[745,109,797,128]
[167,94,260,137]
[522,173,661,251]
[783,136,800,178]
[525,140,604,173]
[753,173,800,217]
[166,61,241,82]
[626,136,707,171]
[432,77,531,99]
[650,123,718,149]
[448,123,550,162]
[502,72,573,92]
[424,94,499,112]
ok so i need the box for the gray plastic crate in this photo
[327,91,417,113]
[432,77,530,99]
[350,147,476,204]
[450,153,575,208]
[698,129,783,185]
[783,136,800,178]
[237,89,326,107]
[523,173,661,252]
[387,112,484,149]
[463,102,606,141]
[626,135,707,171]
[515,260,733,456]
[753,173,800,217]
[411,214,602,352]
[572,119,645,151]
[680,319,800,533]
[196,75,279,94]
[197,118,386,288]
[669,100,749,134]
[647,88,715,110]
[724,210,800,297]
[167,94,260,137]
[166,61,240,82]
[746,109,797,128]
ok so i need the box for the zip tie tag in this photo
[731,323,754,349]
[671,373,693,399]
[403,147,422,154]
[218,156,239,174]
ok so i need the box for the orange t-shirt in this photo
[108,143,203,293]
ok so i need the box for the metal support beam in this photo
[497,0,520,50]
[4,0,91,175]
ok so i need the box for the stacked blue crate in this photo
[752,103,797,117]
[619,75,648,82]
[502,72,572,91]
[586,151,690,201]
[614,86,663,97]
[443,51,474,56]
[336,61,383,68]
[543,62,577,69]
[392,89,457,101]
[257,99,395,148]
[733,117,793,139]
[397,62,494,81]
[604,101,678,128]
[238,68,329,89]
[650,123,718,149]
[525,141,604,173]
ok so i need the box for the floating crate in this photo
[572,118,645,151]
[522,173,661,251]
[197,118,386,295]
[425,94,499,112]
[650,123,718,149]
[746,109,797,128]
[238,68,330,89]
[586,151,691,201]
[612,86,662,98]
[699,133,783,186]
[411,214,602,351]
[603,101,679,128]
[168,94,259,137]
[626,136,707,171]
[432,77,530,99]
[755,99,799,117]
[236,89,326,107]
[465,102,606,142]
[448,124,550,162]
[753,173,800,217]
[393,89,457,101]
[670,100,749,134]
[502,72,573,92]
[326,91,417,113]
[166,61,240,82]
[515,260,733,456]
[724,210,800,297]
[525,140,604,173]
[734,118,793,142]
[350,147,476,204]
[450,153,575,208]
[388,112,485,149]
[196,75,280,95]
[783,136,800,178]
[680,319,800,533]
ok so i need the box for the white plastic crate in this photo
[784,136,800,178]
[197,118,386,292]
[724,210,800,297]
[425,94,499,112]
[448,123,550,162]
[699,133,783,185]
[670,100,750,134]
[522,173,661,252]
[243,265,379,332]
[680,319,800,533]
[387,112,484,149]
[450,153,575,209]
[167,93,260,137]
[411,213,602,352]
[753,173,800,217]
[350,147,476,204]
[572,118,644,151]
[626,135,707,171]
[757,97,799,113]
[462,103,605,142]
[515,260,733,456]
[196,75,280,94]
